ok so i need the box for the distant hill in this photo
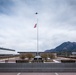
[45,41,76,52]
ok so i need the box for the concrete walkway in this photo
[53,60,61,63]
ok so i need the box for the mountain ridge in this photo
[45,41,76,52]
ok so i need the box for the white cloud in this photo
[0,0,76,53]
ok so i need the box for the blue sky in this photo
[0,0,76,53]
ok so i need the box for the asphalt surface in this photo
[0,57,76,72]
[0,73,76,75]
[0,63,76,72]
[0,57,76,75]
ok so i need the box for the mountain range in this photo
[45,41,76,52]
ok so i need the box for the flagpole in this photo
[35,12,39,56]
[37,18,38,56]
